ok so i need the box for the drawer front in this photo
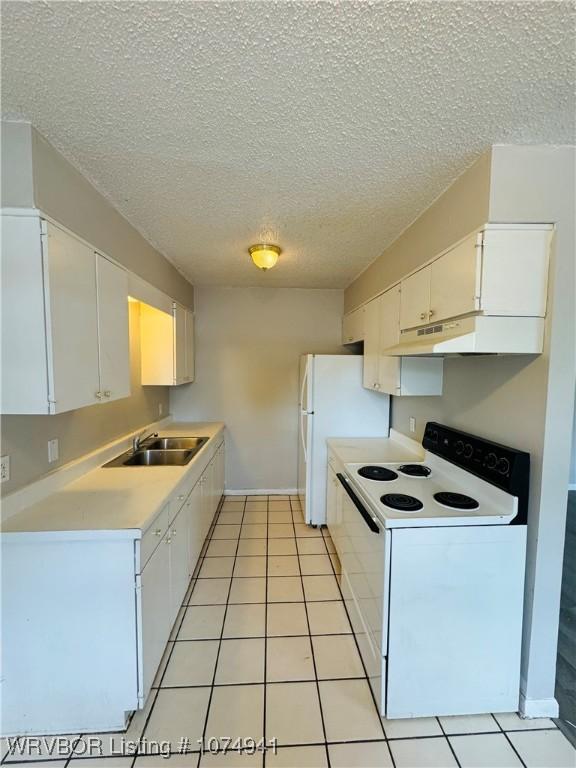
[140,502,171,571]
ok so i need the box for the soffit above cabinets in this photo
[1,2,573,288]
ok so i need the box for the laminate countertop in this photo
[1,422,224,537]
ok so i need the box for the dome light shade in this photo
[249,243,281,270]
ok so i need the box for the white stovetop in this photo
[1,421,224,537]
[345,454,517,528]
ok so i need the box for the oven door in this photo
[336,473,389,714]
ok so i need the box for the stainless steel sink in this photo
[144,436,208,451]
[122,449,195,466]
[103,435,209,468]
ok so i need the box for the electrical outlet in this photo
[158,402,164,416]
[409,417,416,433]
[1,455,10,483]
[48,438,59,463]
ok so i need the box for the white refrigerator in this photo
[297,354,390,526]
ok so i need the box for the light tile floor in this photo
[3,495,575,768]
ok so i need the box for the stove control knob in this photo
[486,452,498,469]
[463,443,474,459]
[455,440,465,455]
[497,457,510,475]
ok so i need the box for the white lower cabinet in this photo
[1,438,225,736]
[168,501,192,623]
[139,520,172,701]
[137,439,225,704]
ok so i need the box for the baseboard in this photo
[225,488,298,496]
[519,692,559,719]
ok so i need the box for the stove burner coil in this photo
[398,464,431,477]
[381,493,423,512]
[358,466,398,482]
[433,492,479,510]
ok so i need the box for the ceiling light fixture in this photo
[249,243,281,271]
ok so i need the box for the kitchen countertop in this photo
[1,421,224,537]
[327,433,424,465]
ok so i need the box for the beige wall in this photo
[1,303,168,494]
[1,121,195,494]
[345,144,576,715]
[170,286,345,491]
[344,151,492,312]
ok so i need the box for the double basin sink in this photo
[103,436,209,468]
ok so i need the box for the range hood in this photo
[382,315,545,356]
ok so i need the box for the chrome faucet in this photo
[132,430,158,453]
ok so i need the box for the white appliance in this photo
[328,422,528,718]
[298,354,389,526]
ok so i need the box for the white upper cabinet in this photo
[363,286,443,396]
[140,301,194,386]
[429,233,481,323]
[96,254,131,402]
[43,221,101,413]
[400,226,550,331]
[362,299,382,390]
[185,309,195,383]
[173,303,187,385]
[342,306,365,344]
[1,213,130,414]
[399,266,431,330]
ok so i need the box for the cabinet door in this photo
[185,310,195,382]
[140,531,171,700]
[169,503,191,623]
[43,222,100,412]
[187,482,204,574]
[399,266,431,330]
[96,254,130,402]
[362,298,382,391]
[429,233,481,322]
[173,303,187,385]
[377,287,402,395]
[342,307,365,344]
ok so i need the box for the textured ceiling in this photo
[2,1,574,288]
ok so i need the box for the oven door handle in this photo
[337,473,381,534]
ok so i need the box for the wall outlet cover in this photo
[409,417,416,433]
[1,455,10,483]
[48,438,59,463]
[159,402,164,416]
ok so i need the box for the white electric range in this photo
[327,422,529,719]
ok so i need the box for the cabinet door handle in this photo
[165,537,172,544]
[177,494,185,501]
[429,309,435,318]
[154,528,162,536]
[104,390,111,398]
[95,391,103,399]
[419,312,427,320]
[171,529,177,536]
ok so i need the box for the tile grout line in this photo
[291,502,332,768]
[436,715,462,768]
[262,498,270,767]
[197,494,247,767]
[492,713,529,768]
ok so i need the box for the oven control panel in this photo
[423,422,530,524]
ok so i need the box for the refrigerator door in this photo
[297,355,314,516]
[297,408,313,516]
[306,355,390,526]
[299,354,314,413]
